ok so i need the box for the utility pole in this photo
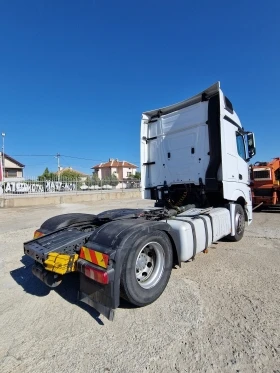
[1,132,5,196]
[55,153,60,181]
[2,132,5,180]
[56,153,60,172]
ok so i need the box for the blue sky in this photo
[0,0,279,177]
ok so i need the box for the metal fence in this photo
[0,178,141,196]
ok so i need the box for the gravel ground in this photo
[0,200,279,373]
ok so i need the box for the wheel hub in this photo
[136,253,149,271]
[135,242,165,289]
[236,212,245,234]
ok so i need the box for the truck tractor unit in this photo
[24,82,256,320]
[250,157,280,208]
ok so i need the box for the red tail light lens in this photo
[84,265,109,285]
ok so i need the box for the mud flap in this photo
[78,290,115,321]
[78,273,118,321]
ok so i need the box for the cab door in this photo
[236,132,249,185]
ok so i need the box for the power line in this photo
[61,155,140,164]
[10,154,140,164]
[11,154,105,161]
[24,163,54,166]
[11,154,55,157]
[61,155,104,161]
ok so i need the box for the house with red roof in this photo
[91,158,137,180]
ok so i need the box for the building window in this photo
[127,172,132,177]
[6,170,18,177]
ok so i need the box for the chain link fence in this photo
[0,178,141,196]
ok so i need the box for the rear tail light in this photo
[34,230,44,239]
[84,265,109,285]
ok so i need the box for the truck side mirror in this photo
[247,132,256,159]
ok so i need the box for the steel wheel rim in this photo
[235,212,245,235]
[135,241,165,289]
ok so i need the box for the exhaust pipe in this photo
[32,263,62,288]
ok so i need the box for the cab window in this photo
[236,133,246,160]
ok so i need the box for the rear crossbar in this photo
[24,229,92,264]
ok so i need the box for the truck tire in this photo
[120,230,173,307]
[228,204,245,242]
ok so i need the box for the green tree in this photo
[85,176,92,186]
[92,173,101,186]
[59,169,82,180]
[134,171,141,180]
[103,173,119,187]
[38,167,56,181]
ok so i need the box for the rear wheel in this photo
[120,230,173,306]
[228,204,245,242]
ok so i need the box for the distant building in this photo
[55,167,90,182]
[92,159,137,180]
[0,152,25,181]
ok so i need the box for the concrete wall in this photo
[0,190,142,208]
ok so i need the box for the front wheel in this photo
[228,204,245,242]
[120,230,173,307]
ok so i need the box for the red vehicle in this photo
[251,158,280,208]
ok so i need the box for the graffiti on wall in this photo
[0,181,77,194]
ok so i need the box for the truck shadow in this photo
[119,298,138,309]
[10,255,104,325]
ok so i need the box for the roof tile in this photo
[92,160,137,169]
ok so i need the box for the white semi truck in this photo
[24,82,256,320]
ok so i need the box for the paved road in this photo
[0,200,279,373]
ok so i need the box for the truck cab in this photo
[251,158,280,207]
[141,82,256,224]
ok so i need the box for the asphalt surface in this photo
[0,200,279,373]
